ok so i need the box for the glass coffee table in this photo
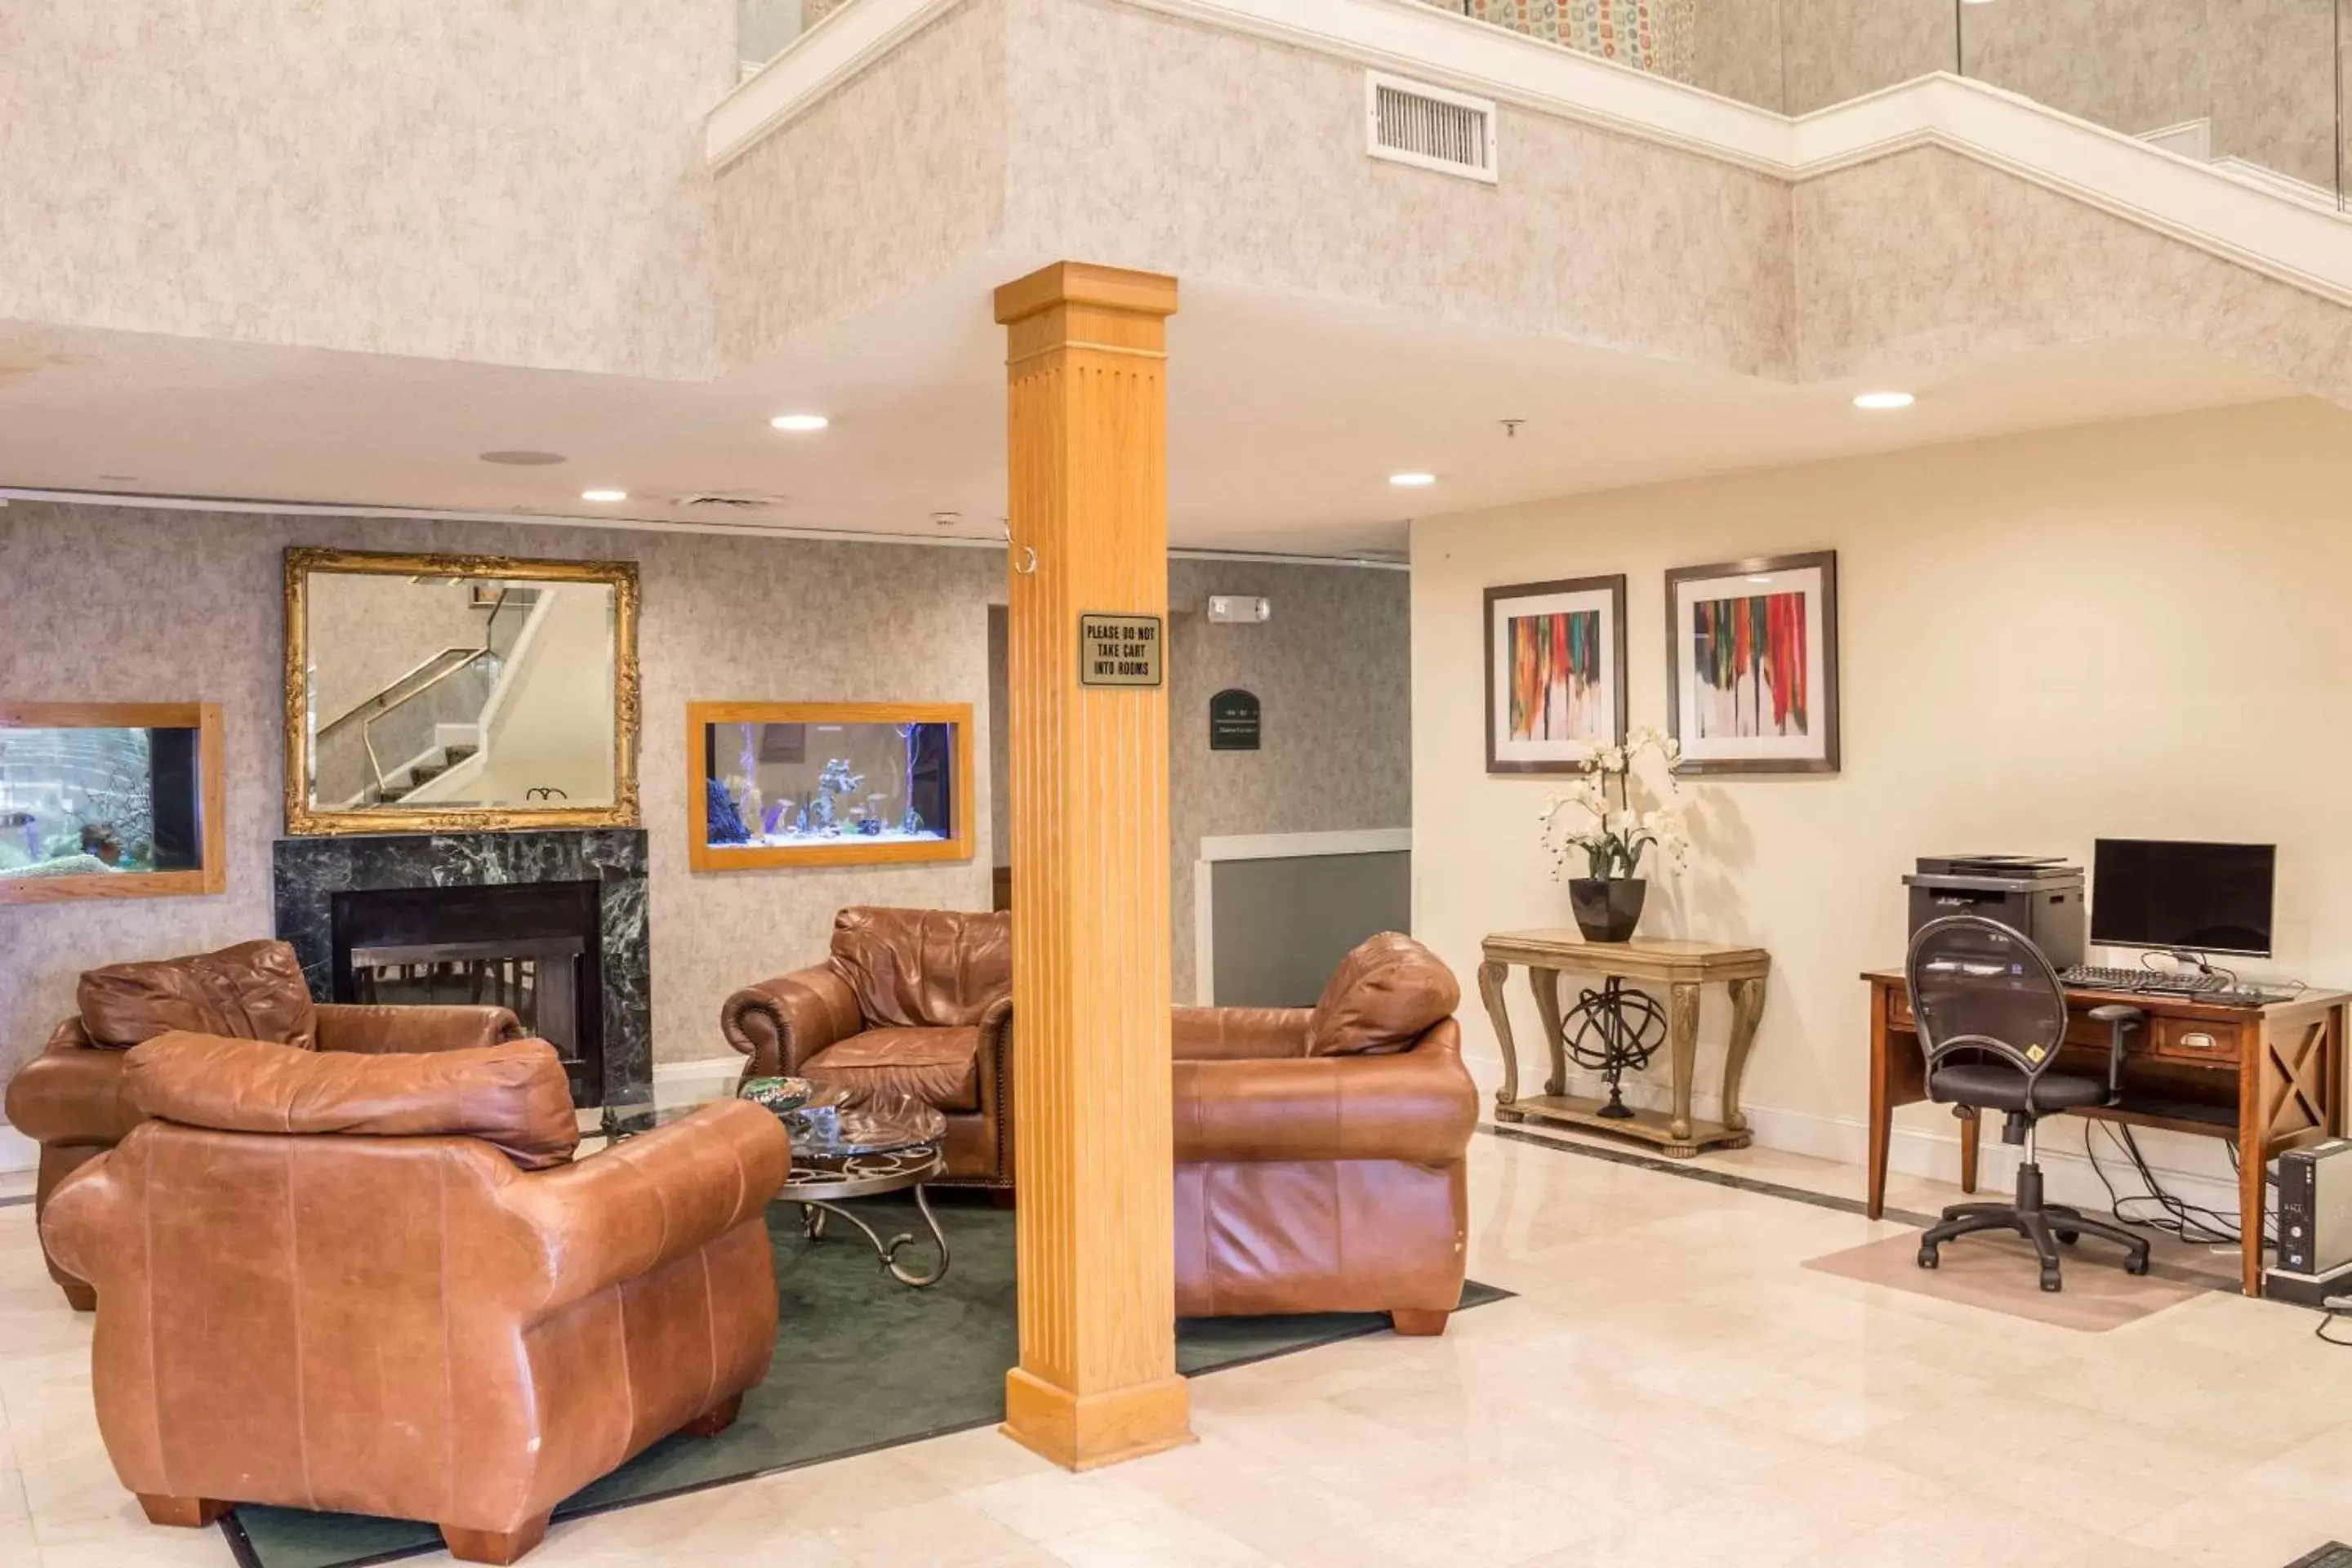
[596,1077,952,1288]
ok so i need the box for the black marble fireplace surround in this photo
[272,830,648,1106]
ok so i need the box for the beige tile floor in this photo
[6,1129,2352,1568]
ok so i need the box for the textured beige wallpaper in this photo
[1165,560,1413,1001]
[0,1,729,377]
[996,0,1795,381]
[0,504,1417,1111]
[715,0,1012,367]
[1795,146,2352,409]
[0,502,998,1107]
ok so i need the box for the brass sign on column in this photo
[994,261,1193,1470]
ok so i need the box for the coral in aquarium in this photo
[811,758,863,832]
[896,724,929,836]
[705,777,751,844]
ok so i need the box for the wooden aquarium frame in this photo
[687,702,974,871]
[0,702,227,905]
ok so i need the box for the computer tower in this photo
[2275,1138,2352,1276]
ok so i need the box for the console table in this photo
[1479,932,1771,1157]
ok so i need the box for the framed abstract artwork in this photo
[1664,550,1839,775]
[1484,575,1627,773]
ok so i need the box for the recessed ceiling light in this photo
[581,488,628,502]
[1852,390,1916,411]
[770,413,830,432]
[479,449,567,466]
[1389,472,1437,488]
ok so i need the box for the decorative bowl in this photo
[737,1075,815,1115]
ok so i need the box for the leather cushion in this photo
[78,938,318,1051]
[122,1032,580,1169]
[1174,1007,1312,1062]
[1930,1063,2110,1115]
[1306,933,1459,1058]
[803,1027,982,1113]
[828,907,1010,1029]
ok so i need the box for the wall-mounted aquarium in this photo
[0,703,225,903]
[687,702,973,870]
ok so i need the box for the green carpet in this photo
[225,1198,1508,1568]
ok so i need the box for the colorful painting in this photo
[1666,552,1839,775]
[1508,608,1606,742]
[1486,576,1626,773]
[1690,590,1808,739]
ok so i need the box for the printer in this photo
[1903,854,2086,969]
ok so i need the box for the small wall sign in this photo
[1078,612,1164,688]
[1209,688,1261,751]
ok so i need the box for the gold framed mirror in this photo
[283,547,640,835]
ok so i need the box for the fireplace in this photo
[331,880,604,1107]
[273,830,650,1107]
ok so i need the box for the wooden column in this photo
[994,261,1192,1470]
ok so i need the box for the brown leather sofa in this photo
[721,906,1012,1187]
[3,938,523,1309]
[1172,933,1477,1334]
[41,1031,790,1566]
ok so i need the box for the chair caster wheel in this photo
[2055,1230,2079,1246]
[2040,1267,2063,1293]
[1917,1246,1939,1271]
[2126,1255,2150,1276]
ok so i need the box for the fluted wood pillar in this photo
[994,261,1192,1470]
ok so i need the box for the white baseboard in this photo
[0,1124,38,1174]
[1481,1052,2246,1223]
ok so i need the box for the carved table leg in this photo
[1666,982,1702,1145]
[1529,967,1567,1097]
[1478,960,1521,1116]
[1721,974,1767,1134]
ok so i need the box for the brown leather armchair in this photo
[41,1031,789,1566]
[1173,933,1477,1334]
[3,938,523,1309]
[721,907,1012,1187]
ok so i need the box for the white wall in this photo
[1411,397,2352,1200]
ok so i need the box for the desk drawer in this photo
[2148,1018,2238,1064]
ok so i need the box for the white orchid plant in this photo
[1539,726,1691,882]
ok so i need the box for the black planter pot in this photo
[1569,878,1647,943]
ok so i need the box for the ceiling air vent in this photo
[1365,72,1497,184]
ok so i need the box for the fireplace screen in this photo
[347,938,585,1065]
[329,879,604,1106]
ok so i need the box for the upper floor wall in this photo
[1,1,737,379]
[710,0,2352,418]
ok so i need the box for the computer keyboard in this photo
[2059,964,2230,995]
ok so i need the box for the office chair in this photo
[1906,915,2154,1292]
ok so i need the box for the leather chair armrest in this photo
[1173,1007,1313,1061]
[1174,1020,1477,1165]
[314,1003,524,1055]
[34,1133,131,1290]
[499,1101,791,1314]
[720,965,862,1077]
[4,1023,143,1147]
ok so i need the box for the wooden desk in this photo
[1481,932,1771,1157]
[1864,969,2350,1295]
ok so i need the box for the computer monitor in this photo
[2090,838,2276,959]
